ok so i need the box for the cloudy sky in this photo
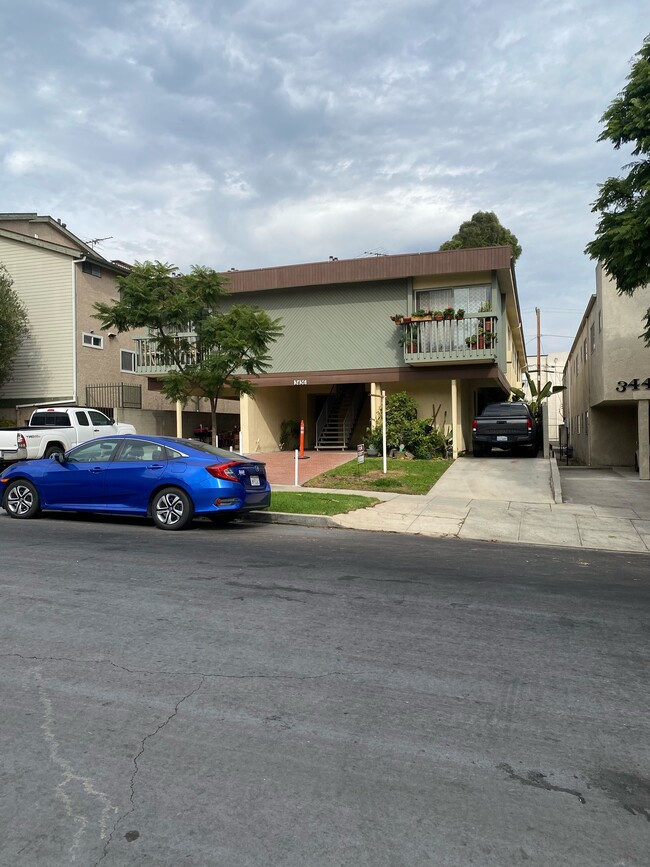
[0,0,645,355]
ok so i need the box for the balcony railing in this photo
[400,315,498,364]
[133,333,200,374]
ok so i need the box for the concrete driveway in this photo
[431,454,554,504]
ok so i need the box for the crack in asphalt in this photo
[95,677,206,866]
[3,653,347,680]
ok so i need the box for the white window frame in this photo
[120,349,136,373]
[82,332,103,349]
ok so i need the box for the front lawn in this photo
[269,491,380,515]
[304,456,452,495]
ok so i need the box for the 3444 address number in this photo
[616,378,650,392]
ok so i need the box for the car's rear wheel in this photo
[4,480,41,519]
[207,512,238,525]
[152,487,194,530]
[472,444,484,457]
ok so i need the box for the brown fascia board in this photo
[220,246,515,294]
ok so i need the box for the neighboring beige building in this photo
[564,263,650,469]
[524,351,568,443]
[0,213,235,434]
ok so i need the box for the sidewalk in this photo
[251,454,650,554]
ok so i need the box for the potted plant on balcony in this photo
[455,308,465,320]
[465,335,478,349]
[443,306,455,320]
[390,313,404,323]
[432,310,443,321]
[411,309,431,321]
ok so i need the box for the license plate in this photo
[250,475,260,486]
[497,435,508,442]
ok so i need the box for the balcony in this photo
[133,333,200,375]
[400,315,498,365]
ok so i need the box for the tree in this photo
[511,371,565,417]
[585,35,650,345]
[94,261,283,443]
[439,211,522,261]
[0,264,29,392]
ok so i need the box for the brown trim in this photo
[148,365,510,394]
[221,247,513,294]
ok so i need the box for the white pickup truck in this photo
[0,407,136,467]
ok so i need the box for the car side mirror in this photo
[54,452,66,464]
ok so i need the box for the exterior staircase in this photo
[315,384,366,450]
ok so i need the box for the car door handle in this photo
[148,463,164,469]
[89,467,103,474]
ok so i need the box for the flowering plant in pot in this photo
[443,306,455,320]
[455,308,465,320]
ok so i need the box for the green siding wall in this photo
[235,279,409,373]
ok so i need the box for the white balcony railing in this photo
[401,315,498,364]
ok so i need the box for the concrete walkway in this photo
[252,455,650,554]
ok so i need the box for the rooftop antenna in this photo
[85,236,113,249]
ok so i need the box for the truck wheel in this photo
[44,444,64,459]
[4,480,41,519]
[152,487,194,530]
[472,445,484,457]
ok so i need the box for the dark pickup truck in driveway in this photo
[471,401,537,457]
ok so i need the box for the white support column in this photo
[175,400,183,437]
[239,393,251,454]
[369,382,381,424]
[634,393,650,480]
[451,379,459,459]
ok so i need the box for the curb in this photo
[549,456,563,504]
[245,511,336,528]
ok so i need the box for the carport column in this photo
[451,379,459,459]
[633,393,650,480]
[369,383,381,425]
[175,400,183,437]
[239,393,251,454]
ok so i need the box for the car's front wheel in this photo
[3,480,41,519]
[151,487,194,530]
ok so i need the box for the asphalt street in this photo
[1,513,648,866]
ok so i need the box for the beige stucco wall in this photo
[241,388,302,452]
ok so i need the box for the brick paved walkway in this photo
[250,450,356,485]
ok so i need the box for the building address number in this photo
[616,378,650,392]
[293,379,308,385]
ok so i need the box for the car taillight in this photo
[17,433,26,448]
[472,419,477,433]
[527,418,532,431]
[205,461,244,482]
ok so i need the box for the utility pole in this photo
[536,307,541,396]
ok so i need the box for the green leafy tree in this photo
[94,261,283,443]
[585,35,650,345]
[0,264,29,392]
[440,211,522,261]
[511,371,565,417]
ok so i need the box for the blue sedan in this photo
[0,435,271,530]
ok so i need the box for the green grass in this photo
[269,491,380,515]
[304,456,452,495]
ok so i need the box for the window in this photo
[583,338,588,362]
[120,350,136,373]
[585,411,589,435]
[598,309,602,332]
[82,332,103,349]
[415,283,491,314]
[577,414,582,434]
[88,410,113,426]
[590,323,596,353]
[31,412,71,427]
[75,411,90,426]
[118,440,165,462]
[82,261,102,277]
[67,439,119,463]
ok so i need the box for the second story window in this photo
[82,261,102,277]
[590,323,596,353]
[121,350,136,372]
[82,332,103,349]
